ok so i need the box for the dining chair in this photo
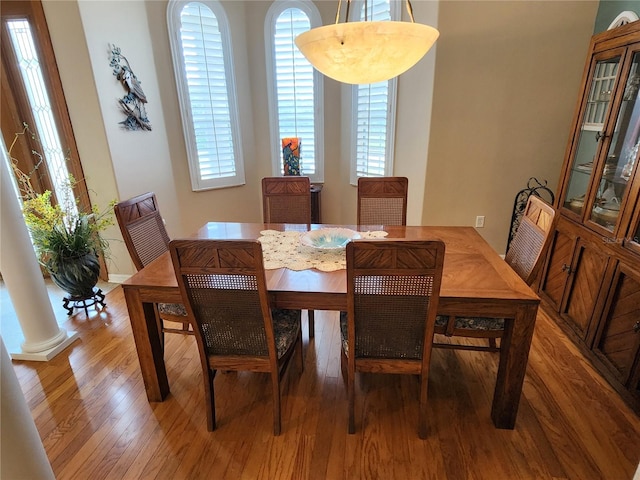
[169,239,303,435]
[433,195,556,352]
[262,176,312,224]
[340,239,446,439]
[262,176,315,338]
[357,176,409,226]
[114,192,191,336]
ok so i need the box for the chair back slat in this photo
[505,195,556,285]
[114,192,171,270]
[126,215,170,268]
[262,177,311,224]
[504,217,544,282]
[171,240,273,357]
[347,240,445,361]
[353,278,434,359]
[357,177,408,226]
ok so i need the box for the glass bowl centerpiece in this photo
[300,228,361,250]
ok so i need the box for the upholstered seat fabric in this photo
[435,314,505,331]
[272,309,302,358]
[158,302,188,317]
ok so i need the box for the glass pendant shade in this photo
[295,20,439,85]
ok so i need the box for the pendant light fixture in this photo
[295,0,439,85]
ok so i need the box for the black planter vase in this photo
[49,251,101,299]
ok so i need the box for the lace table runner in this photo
[258,229,388,272]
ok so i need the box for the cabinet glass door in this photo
[590,50,640,231]
[563,55,621,216]
[629,216,640,253]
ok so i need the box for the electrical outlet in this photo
[475,216,485,228]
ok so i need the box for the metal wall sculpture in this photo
[507,177,555,251]
[108,44,151,131]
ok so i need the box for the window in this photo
[1,1,90,217]
[350,0,399,184]
[167,0,245,190]
[265,0,324,182]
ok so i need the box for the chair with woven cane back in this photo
[262,176,315,338]
[114,192,191,338]
[357,176,409,226]
[169,239,304,434]
[433,195,556,352]
[340,239,446,438]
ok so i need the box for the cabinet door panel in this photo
[563,241,609,340]
[542,230,575,310]
[594,264,640,385]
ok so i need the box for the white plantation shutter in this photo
[350,0,398,183]
[266,1,324,182]
[168,1,245,190]
[355,83,390,176]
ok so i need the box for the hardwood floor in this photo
[11,286,640,479]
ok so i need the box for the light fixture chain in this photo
[406,0,415,23]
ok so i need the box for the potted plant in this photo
[8,124,115,303]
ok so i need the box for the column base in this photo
[9,331,79,362]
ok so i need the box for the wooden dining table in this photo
[121,222,540,430]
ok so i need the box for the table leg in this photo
[491,302,538,429]
[123,287,169,401]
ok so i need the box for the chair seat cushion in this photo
[158,302,188,317]
[272,309,302,358]
[435,314,505,331]
[339,311,349,355]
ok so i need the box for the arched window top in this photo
[265,0,321,27]
[608,11,639,30]
[167,0,245,190]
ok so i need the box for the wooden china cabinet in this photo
[540,21,640,411]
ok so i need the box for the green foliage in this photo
[9,124,115,274]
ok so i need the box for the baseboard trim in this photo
[107,274,131,284]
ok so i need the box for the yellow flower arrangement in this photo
[8,124,115,296]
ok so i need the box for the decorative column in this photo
[0,339,56,479]
[0,137,78,360]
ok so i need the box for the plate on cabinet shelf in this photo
[592,208,619,224]
[575,162,593,173]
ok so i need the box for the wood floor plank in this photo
[8,285,640,479]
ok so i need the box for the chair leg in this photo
[489,338,497,349]
[308,310,315,339]
[340,349,348,385]
[296,328,304,372]
[272,371,282,436]
[204,369,216,432]
[154,306,165,351]
[347,356,355,434]
[418,373,429,439]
